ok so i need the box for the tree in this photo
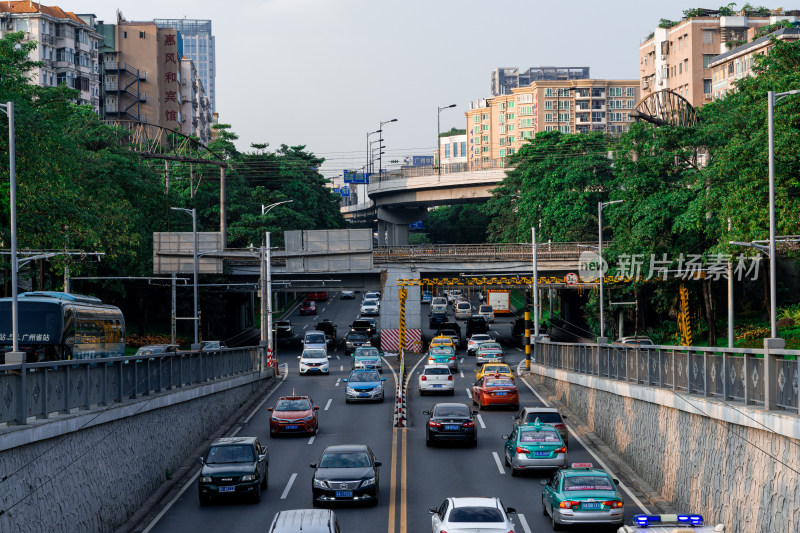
[423,205,490,244]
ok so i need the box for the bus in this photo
[0,292,125,362]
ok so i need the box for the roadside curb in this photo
[114,374,281,533]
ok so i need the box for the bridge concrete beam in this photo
[376,206,428,225]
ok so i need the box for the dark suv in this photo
[198,436,269,504]
[350,319,376,337]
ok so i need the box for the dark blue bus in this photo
[0,292,125,362]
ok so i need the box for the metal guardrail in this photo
[0,347,269,426]
[367,158,512,185]
[373,243,593,263]
[535,341,798,413]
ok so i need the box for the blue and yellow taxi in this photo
[502,419,566,476]
[541,462,624,529]
[427,345,457,371]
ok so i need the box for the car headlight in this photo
[360,477,376,487]
[346,387,356,393]
[297,415,313,421]
[201,476,212,483]
[241,474,256,482]
[313,479,328,489]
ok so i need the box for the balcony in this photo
[103,61,119,71]
[590,105,607,112]
[104,102,118,113]
[576,114,591,125]
[591,91,606,99]
[573,91,590,99]
[104,82,118,91]
[90,50,98,59]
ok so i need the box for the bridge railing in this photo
[535,341,798,413]
[368,158,512,185]
[0,346,270,426]
[374,242,591,262]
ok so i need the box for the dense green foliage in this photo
[422,205,490,244]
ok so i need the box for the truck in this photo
[487,290,511,315]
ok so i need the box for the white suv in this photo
[418,364,455,395]
[298,348,329,375]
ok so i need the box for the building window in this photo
[473,116,479,124]
[461,142,466,156]
[518,93,532,103]
[679,63,682,74]
[702,30,715,44]
[498,113,505,123]
[139,31,146,39]
[558,113,570,122]
[703,79,712,94]
[445,145,450,158]
[559,125,570,133]
[545,113,554,122]
[122,31,128,38]
[592,112,605,122]
[499,125,506,134]
[507,101,515,108]
[500,149,506,157]
[702,54,715,69]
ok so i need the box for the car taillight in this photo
[447,375,453,381]
[559,501,580,509]
[449,356,455,361]
[462,421,475,428]
[604,500,624,508]
[429,420,442,428]
[421,375,427,381]
[555,446,566,454]
[516,446,529,454]
[555,424,565,428]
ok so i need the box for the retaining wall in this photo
[528,365,800,533]
[0,371,272,533]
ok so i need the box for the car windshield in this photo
[319,452,371,468]
[480,343,502,351]
[484,366,509,374]
[276,399,311,411]
[355,348,379,357]
[486,379,514,387]
[352,321,371,328]
[471,335,490,342]
[305,333,325,344]
[519,430,561,443]
[563,475,615,491]
[303,350,327,359]
[277,321,291,326]
[479,306,493,313]
[363,299,379,305]
[457,303,470,309]
[347,333,368,341]
[430,347,454,355]
[524,412,562,424]
[433,405,470,418]
[205,445,255,464]
[424,367,450,375]
[349,371,380,382]
[448,507,504,523]
[356,355,379,361]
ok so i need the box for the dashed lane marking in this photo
[324,399,332,411]
[518,513,532,533]
[460,358,464,364]
[476,414,486,429]
[340,365,343,371]
[491,452,505,475]
[460,371,464,378]
[308,436,316,445]
[281,473,297,499]
[335,378,341,387]
[465,388,472,399]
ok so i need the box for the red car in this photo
[472,375,519,410]
[268,396,319,436]
[300,300,317,315]
[308,292,328,301]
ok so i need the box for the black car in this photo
[274,320,294,339]
[350,318,376,337]
[317,320,337,347]
[423,403,478,447]
[344,332,369,355]
[429,309,448,328]
[198,436,269,505]
[310,444,381,506]
[466,316,488,338]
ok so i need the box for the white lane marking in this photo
[303,324,309,330]
[324,399,332,411]
[516,361,649,513]
[515,347,523,352]
[308,435,316,445]
[142,370,288,533]
[335,378,341,387]
[465,388,472,399]
[336,355,340,360]
[518,513,532,533]
[322,308,326,313]
[460,371,464,378]
[281,473,297,499]
[460,358,464,364]
[492,452,505,475]
[476,414,486,429]
[340,365,343,371]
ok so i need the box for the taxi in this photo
[618,514,724,532]
[476,363,514,381]
[541,462,625,529]
[353,351,382,373]
[427,345,457,372]
[475,342,504,366]
[471,375,519,410]
[502,419,567,475]
[429,335,455,350]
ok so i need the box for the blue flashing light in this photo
[633,514,704,527]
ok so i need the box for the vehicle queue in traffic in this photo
[193,290,720,533]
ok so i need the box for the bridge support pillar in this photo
[380,267,421,337]
[377,220,387,246]
[389,223,409,246]
[377,206,427,247]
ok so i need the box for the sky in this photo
[59,0,780,178]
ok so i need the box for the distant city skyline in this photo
[58,0,789,178]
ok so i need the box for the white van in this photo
[302,331,328,354]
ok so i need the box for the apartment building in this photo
[437,132,468,172]
[179,57,213,143]
[0,2,101,112]
[154,19,216,112]
[709,24,800,100]
[491,66,590,96]
[465,79,638,169]
[639,9,798,107]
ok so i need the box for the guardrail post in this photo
[744,353,751,405]
[84,364,91,409]
[702,351,708,397]
[42,368,49,419]
[721,351,728,401]
[763,338,784,410]
[597,338,608,379]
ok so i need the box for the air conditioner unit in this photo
[657,80,664,86]
[704,93,712,100]
[661,55,667,60]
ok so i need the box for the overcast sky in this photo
[62,0,773,177]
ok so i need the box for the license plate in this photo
[432,384,443,388]
[359,393,370,397]
[445,424,459,430]
[534,451,550,457]
[286,425,298,430]
[495,392,507,396]
[219,486,235,493]
[335,490,353,498]
[581,502,601,509]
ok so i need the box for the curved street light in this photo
[379,118,398,175]
[437,104,456,178]
[261,200,294,360]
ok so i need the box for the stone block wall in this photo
[529,366,800,533]
[0,373,270,533]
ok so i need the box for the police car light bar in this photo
[571,463,593,468]
[634,514,704,527]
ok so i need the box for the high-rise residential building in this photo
[154,19,215,112]
[97,18,181,131]
[179,57,213,143]
[0,2,101,112]
[639,8,798,108]
[709,23,800,100]
[436,132,468,172]
[465,79,638,169]
[491,66,590,96]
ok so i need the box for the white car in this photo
[363,291,381,302]
[418,364,455,395]
[431,296,448,307]
[467,333,494,356]
[429,497,516,533]
[446,290,462,304]
[298,348,329,375]
[454,301,472,320]
[360,298,380,316]
[477,304,495,323]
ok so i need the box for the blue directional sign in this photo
[412,156,434,167]
[343,170,367,184]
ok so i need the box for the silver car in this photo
[454,301,472,320]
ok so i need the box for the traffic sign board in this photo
[565,272,579,285]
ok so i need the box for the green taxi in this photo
[540,462,624,530]
[502,419,567,476]
[352,346,382,372]
[427,345,457,371]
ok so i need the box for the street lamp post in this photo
[261,200,294,363]
[171,207,200,349]
[366,129,381,176]
[437,104,456,178]
[598,200,623,340]
[378,118,398,176]
[0,101,21,362]
[767,89,800,341]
